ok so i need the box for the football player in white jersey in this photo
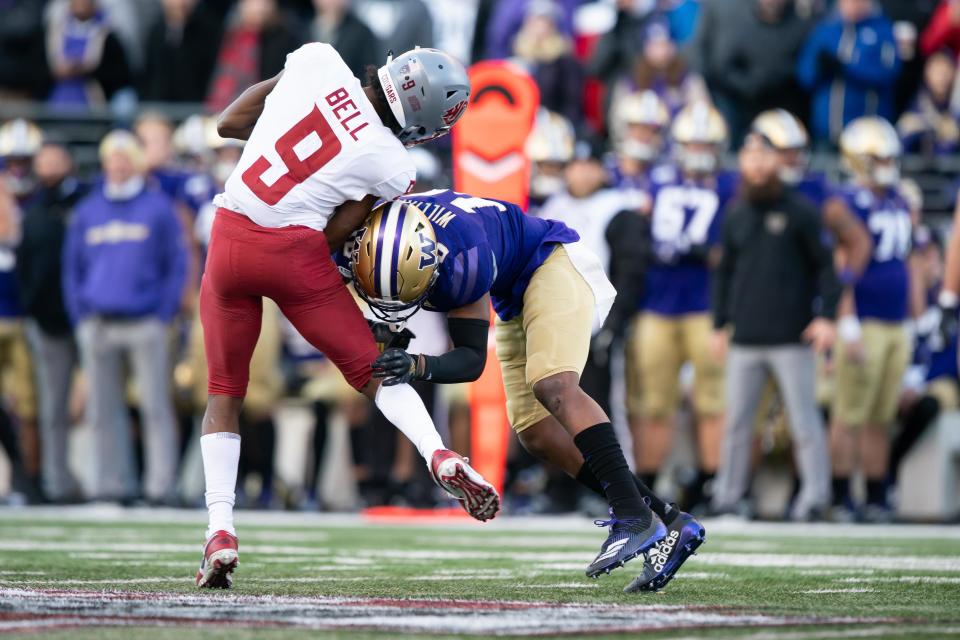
[195,44,497,589]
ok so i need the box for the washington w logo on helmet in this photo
[418,233,438,270]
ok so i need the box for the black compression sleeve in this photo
[420,317,489,383]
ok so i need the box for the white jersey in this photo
[214,43,416,231]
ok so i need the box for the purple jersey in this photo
[796,172,831,208]
[839,185,911,322]
[401,190,579,321]
[641,169,736,315]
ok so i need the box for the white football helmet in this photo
[750,109,810,185]
[611,91,670,162]
[671,102,728,175]
[839,116,902,188]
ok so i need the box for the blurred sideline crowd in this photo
[0,0,959,522]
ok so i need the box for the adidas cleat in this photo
[430,449,500,522]
[623,510,705,593]
[196,530,238,589]
[585,513,666,578]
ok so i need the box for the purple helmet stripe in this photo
[389,204,405,298]
[373,209,391,296]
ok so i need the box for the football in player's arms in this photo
[195,45,496,591]
[345,190,705,590]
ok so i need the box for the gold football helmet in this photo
[526,109,575,198]
[670,101,728,175]
[611,90,670,162]
[525,109,575,164]
[751,109,810,184]
[0,119,43,159]
[173,115,211,159]
[840,116,902,187]
[351,199,442,322]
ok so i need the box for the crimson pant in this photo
[200,209,379,396]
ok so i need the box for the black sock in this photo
[866,479,887,507]
[575,465,671,522]
[575,464,604,495]
[639,472,656,489]
[574,423,649,522]
[634,476,671,523]
[832,476,850,506]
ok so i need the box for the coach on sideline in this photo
[63,130,187,503]
[709,131,839,521]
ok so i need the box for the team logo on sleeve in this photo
[418,233,438,270]
[442,100,469,126]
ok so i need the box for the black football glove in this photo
[367,320,416,352]
[372,348,424,386]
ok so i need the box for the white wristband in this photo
[838,315,862,343]
[939,290,959,309]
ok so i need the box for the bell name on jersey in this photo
[214,43,416,232]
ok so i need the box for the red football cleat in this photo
[430,449,500,522]
[196,530,239,589]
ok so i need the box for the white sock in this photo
[375,383,445,463]
[201,432,241,539]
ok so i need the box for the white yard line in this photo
[1,506,958,540]
[0,587,900,636]
[673,626,960,640]
[837,576,960,585]
[799,588,877,594]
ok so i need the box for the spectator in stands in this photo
[664,0,701,44]
[205,0,302,113]
[309,0,381,79]
[921,0,960,58]
[422,0,492,64]
[0,1,49,102]
[16,143,88,503]
[688,0,813,145]
[140,0,224,103]
[589,0,659,88]
[511,0,583,123]
[486,0,576,61]
[626,19,707,117]
[898,51,960,156]
[44,0,132,109]
[796,0,901,146]
[879,0,937,115]
[64,130,187,503]
[353,0,434,56]
[711,132,838,521]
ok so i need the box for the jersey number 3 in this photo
[242,106,342,206]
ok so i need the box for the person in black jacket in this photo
[309,0,382,79]
[15,142,87,502]
[710,132,838,521]
[140,0,224,103]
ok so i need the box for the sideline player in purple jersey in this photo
[345,190,706,590]
[629,102,733,512]
[830,117,913,523]
[606,91,676,195]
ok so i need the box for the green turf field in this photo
[0,507,958,638]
